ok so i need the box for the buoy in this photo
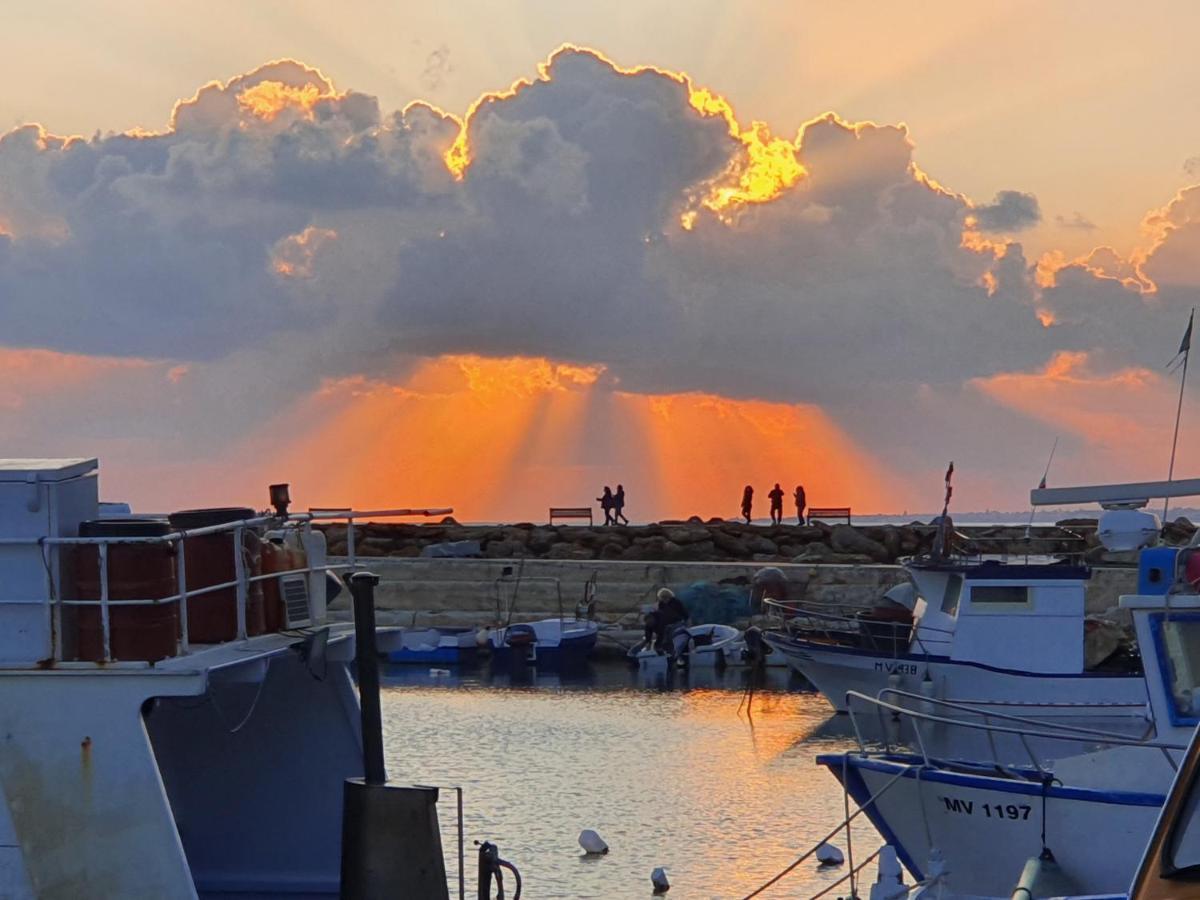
[651,866,670,893]
[815,842,844,866]
[578,829,608,855]
[429,668,450,677]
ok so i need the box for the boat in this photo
[762,537,1148,718]
[384,625,481,664]
[0,457,465,898]
[487,569,600,666]
[815,477,1200,897]
[627,623,741,668]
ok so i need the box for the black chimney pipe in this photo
[349,571,386,785]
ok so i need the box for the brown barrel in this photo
[72,518,179,662]
[261,537,309,633]
[168,507,266,643]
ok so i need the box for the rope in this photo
[843,756,856,897]
[739,762,912,899]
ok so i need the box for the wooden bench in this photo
[808,507,851,525]
[549,507,593,525]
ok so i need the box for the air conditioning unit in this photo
[279,575,313,628]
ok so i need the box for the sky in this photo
[4,2,1200,521]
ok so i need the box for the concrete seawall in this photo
[332,557,1137,629]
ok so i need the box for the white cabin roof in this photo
[0,458,97,482]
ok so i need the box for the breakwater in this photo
[321,518,1126,566]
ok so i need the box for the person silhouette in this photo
[768,483,785,525]
[597,486,614,526]
[740,485,754,525]
[794,484,806,525]
[614,484,629,525]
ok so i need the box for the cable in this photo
[806,848,882,900]
[739,762,912,899]
[208,673,269,734]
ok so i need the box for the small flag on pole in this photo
[1168,310,1194,373]
[1037,474,1047,490]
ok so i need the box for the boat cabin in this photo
[906,560,1095,673]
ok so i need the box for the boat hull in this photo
[489,619,599,666]
[766,634,1147,717]
[819,752,1163,897]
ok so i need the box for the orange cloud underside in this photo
[268,355,900,521]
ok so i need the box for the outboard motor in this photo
[503,624,537,663]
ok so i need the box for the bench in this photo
[808,507,851,526]
[549,507,593,526]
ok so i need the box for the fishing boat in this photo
[816,477,1200,897]
[487,571,600,665]
[627,623,741,668]
[0,458,459,898]
[384,625,481,664]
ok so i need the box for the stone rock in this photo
[599,541,626,560]
[485,540,516,558]
[665,526,711,545]
[687,515,705,524]
[830,524,890,562]
[706,517,726,525]
[356,537,392,557]
[439,516,459,525]
[793,543,834,563]
[528,528,557,554]
[711,530,749,558]
[746,535,778,555]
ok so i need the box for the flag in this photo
[1168,309,1194,372]
[945,461,954,484]
[1037,474,1047,490]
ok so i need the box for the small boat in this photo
[384,626,481,664]
[487,569,600,666]
[628,623,741,668]
[488,617,600,665]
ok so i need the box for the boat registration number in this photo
[939,796,1031,820]
[873,662,918,675]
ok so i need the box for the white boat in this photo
[487,571,600,665]
[817,478,1200,897]
[762,554,1148,718]
[628,623,741,668]
[0,457,458,898]
[385,626,481,664]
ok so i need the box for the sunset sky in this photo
[4,2,1200,520]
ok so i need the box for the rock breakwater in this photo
[315,517,1167,566]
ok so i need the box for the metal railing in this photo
[1,506,450,663]
[761,596,954,659]
[844,688,1183,778]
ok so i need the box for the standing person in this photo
[793,484,806,525]
[768,483,785,525]
[614,484,630,525]
[597,486,614,526]
[740,485,754,524]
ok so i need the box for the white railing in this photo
[844,688,1183,776]
[0,506,450,663]
[762,596,955,659]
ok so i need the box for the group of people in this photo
[741,483,806,525]
[596,484,629,525]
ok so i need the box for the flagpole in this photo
[1026,437,1058,537]
[1165,307,1195,522]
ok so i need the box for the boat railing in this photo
[3,506,450,664]
[844,688,1183,777]
[762,596,953,659]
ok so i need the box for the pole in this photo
[1166,350,1191,523]
[349,571,386,785]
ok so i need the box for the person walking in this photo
[793,484,806,524]
[597,486,614,525]
[768,483,785,525]
[740,485,754,524]
[614,484,629,525]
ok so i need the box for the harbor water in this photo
[381,663,880,899]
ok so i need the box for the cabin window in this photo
[940,575,963,615]
[970,585,1030,607]
[1159,618,1200,720]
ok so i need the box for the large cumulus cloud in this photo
[3,46,1200,504]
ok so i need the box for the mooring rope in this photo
[739,762,913,899]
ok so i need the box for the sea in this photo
[380,662,880,899]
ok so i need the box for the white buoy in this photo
[578,829,608,855]
[651,866,670,893]
[816,842,845,866]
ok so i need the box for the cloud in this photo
[3,46,1200,511]
[1055,211,1097,231]
[971,189,1041,232]
[420,44,452,92]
